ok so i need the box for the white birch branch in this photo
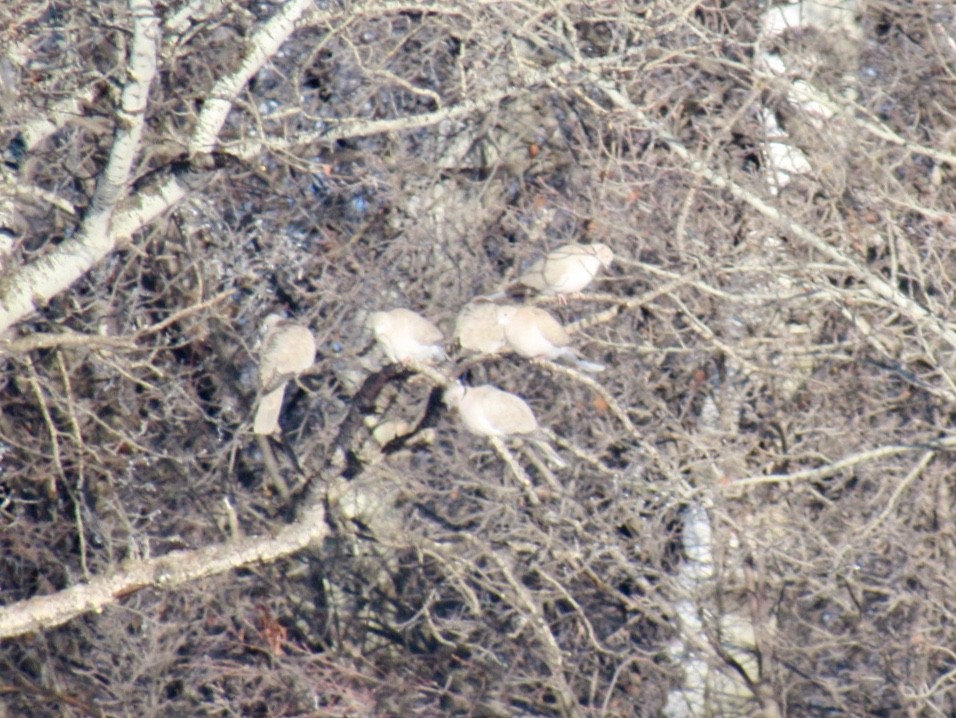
[0,505,327,639]
[0,0,159,331]
[189,0,314,155]
[16,84,100,153]
[0,0,311,334]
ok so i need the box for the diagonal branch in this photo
[0,0,159,331]
[592,78,956,356]
[0,0,314,335]
[189,0,314,154]
[0,504,327,639]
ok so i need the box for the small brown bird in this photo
[253,315,316,435]
[443,383,566,467]
[370,308,446,364]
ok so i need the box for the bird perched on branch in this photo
[516,242,614,298]
[496,305,605,372]
[443,383,566,467]
[253,315,316,435]
[454,302,508,355]
[369,308,446,364]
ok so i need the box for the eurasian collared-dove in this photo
[454,302,508,354]
[496,305,605,372]
[253,315,316,435]
[443,383,566,467]
[370,308,446,364]
[517,242,614,297]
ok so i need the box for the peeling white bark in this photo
[0,0,159,332]
[189,0,314,155]
[0,0,312,335]
[17,85,100,152]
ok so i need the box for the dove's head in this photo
[442,383,467,407]
[261,313,288,337]
[368,311,391,335]
[590,243,614,269]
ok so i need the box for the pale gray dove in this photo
[454,302,507,354]
[253,315,316,435]
[370,308,446,364]
[443,383,566,467]
[496,305,605,372]
[517,242,614,297]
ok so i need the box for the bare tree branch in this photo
[0,505,326,640]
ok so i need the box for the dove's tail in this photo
[253,385,287,435]
[556,349,605,373]
[573,358,606,373]
[533,438,568,468]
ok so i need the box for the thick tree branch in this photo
[0,0,314,335]
[0,0,159,331]
[188,0,314,154]
[0,505,326,639]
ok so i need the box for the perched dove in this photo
[517,242,614,297]
[454,302,508,354]
[370,308,446,364]
[443,383,566,467]
[497,305,605,372]
[253,315,316,435]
